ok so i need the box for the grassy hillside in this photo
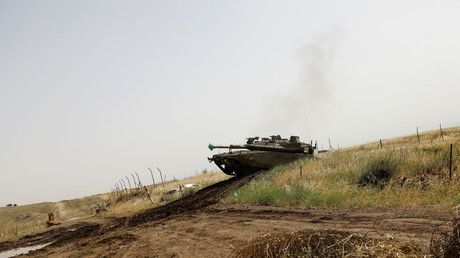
[0,202,55,224]
[228,127,460,209]
[0,202,55,240]
[0,194,108,241]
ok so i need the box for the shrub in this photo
[358,152,398,188]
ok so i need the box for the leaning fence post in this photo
[157,167,165,187]
[131,174,138,189]
[121,179,127,191]
[119,180,125,192]
[126,176,132,190]
[114,183,120,197]
[135,172,143,188]
[119,181,124,192]
[148,167,156,187]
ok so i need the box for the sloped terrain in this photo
[0,170,456,257]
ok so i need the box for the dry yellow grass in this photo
[230,127,460,209]
[0,202,54,241]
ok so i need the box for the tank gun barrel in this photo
[208,143,246,151]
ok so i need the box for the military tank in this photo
[208,135,315,177]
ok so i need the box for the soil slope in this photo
[0,172,453,257]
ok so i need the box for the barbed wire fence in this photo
[1,219,48,241]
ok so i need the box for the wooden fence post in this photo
[380,139,383,149]
[300,165,303,177]
[450,144,453,180]
[417,127,420,143]
[440,124,444,141]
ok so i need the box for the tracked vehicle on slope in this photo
[208,135,315,177]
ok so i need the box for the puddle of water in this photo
[0,243,51,258]
[66,217,81,221]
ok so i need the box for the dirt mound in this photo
[128,171,264,226]
[235,229,424,257]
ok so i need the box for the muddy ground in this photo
[0,172,454,257]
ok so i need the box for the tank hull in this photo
[210,150,309,177]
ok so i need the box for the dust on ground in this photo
[0,172,455,257]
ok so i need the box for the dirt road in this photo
[54,201,75,221]
[0,172,454,257]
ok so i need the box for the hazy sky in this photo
[1,1,459,205]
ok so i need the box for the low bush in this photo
[358,151,398,187]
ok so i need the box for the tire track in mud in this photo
[128,170,265,226]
